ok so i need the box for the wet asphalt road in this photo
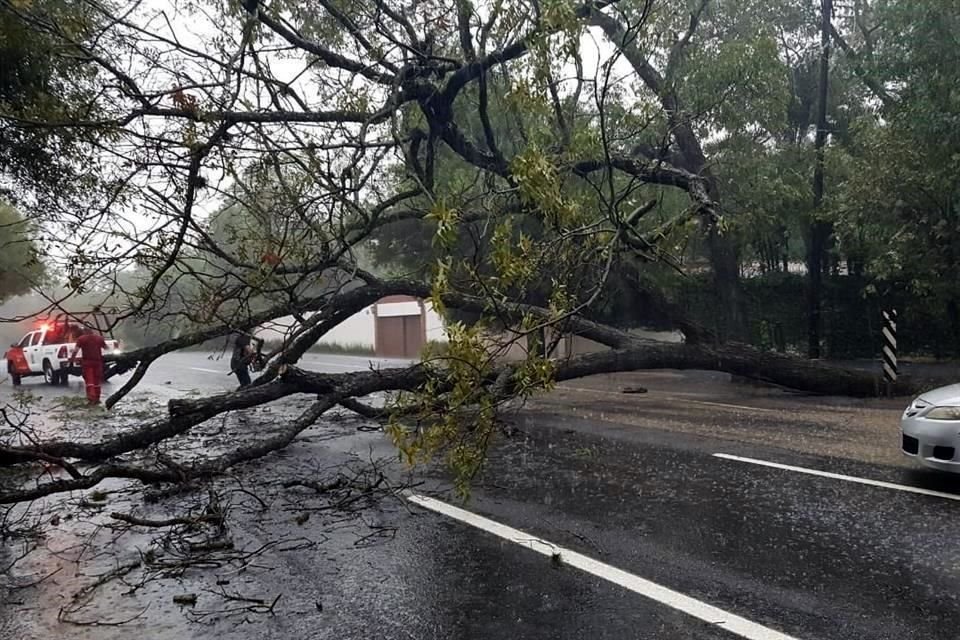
[2,353,960,639]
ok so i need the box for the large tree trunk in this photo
[661,100,747,343]
[0,337,919,469]
[807,0,834,359]
[554,342,915,397]
[707,223,746,342]
[0,294,921,505]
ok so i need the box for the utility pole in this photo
[807,0,833,359]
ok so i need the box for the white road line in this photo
[188,367,222,374]
[713,453,960,501]
[308,362,371,371]
[189,361,390,374]
[407,494,801,640]
[678,399,781,413]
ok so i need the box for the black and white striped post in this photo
[882,309,898,390]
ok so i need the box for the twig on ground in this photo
[186,592,282,623]
[66,558,142,609]
[282,477,347,493]
[58,605,151,627]
[109,512,224,528]
[7,566,62,590]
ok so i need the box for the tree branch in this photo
[252,9,396,85]
[829,23,896,110]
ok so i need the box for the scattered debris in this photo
[188,539,234,553]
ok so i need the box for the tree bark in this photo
[666,117,746,342]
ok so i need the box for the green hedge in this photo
[671,273,960,359]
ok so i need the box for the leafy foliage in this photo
[0,201,45,301]
[832,0,960,298]
[0,0,104,201]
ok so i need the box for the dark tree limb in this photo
[440,0,620,103]
[0,336,914,505]
[0,397,339,504]
[339,398,388,419]
[829,24,896,110]
[551,343,915,397]
[253,10,396,85]
[109,512,223,528]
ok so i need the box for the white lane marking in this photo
[186,358,405,374]
[407,494,801,640]
[558,386,780,413]
[714,453,960,501]
[307,362,371,371]
[305,360,416,372]
[678,399,781,413]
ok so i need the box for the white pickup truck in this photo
[5,321,122,386]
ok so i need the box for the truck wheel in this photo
[43,361,56,386]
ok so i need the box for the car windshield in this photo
[17,333,32,348]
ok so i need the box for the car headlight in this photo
[924,406,960,420]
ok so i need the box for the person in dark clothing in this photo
[69,327,107,404]
[231,334,254,388]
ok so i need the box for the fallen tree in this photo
[0,346,916,504]
[0,0,916,507]
[0,276,917,503]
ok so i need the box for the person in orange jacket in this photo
[69,327,107,405]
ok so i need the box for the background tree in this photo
[0,0,106,205]
[0,201,45,303]
[829,0,960,354]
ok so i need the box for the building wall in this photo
[255,298,447,351]
[256,307,376,348]
[424,301,446,343]
[376,300,421,317]
[321,306,376,347]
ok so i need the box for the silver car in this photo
[902,384,960,472]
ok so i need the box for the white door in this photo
[25,332,42,372]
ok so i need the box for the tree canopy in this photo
[0,201,45,302]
